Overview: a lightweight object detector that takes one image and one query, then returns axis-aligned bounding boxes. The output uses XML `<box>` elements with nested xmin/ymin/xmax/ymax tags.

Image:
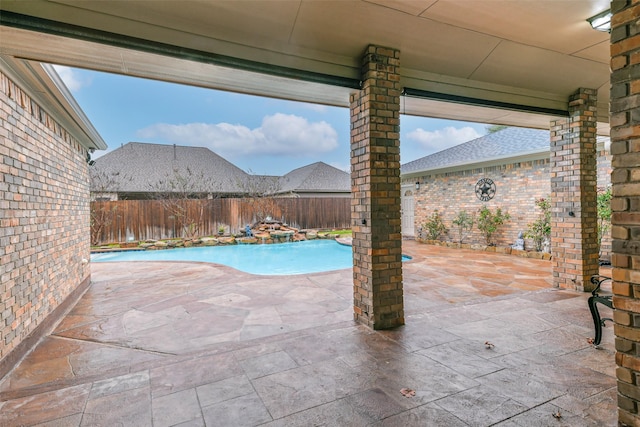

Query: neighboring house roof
<box><xmin>401</xmin><ymin>127</ymin><xmax>551</xmax><ymax>177</ymax></box>
<box><xmin>91</xmin><ymin>142</ymin><xmax>249</xmax><ymax>194</ymax></box>
<box><xmin>91</xmin><ymin>143</ymin><xmax>351</xmax><ymax>196</ymax></box>
<box><xmin>278</xmin><ymin>162</ymin><xmax>350</xmax><ymax>194</ymax></box>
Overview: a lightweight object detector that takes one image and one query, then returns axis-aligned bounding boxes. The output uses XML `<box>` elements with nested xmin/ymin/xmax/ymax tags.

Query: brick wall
<box><xmin>0</xmin><ymin>71</ymin><xmax>91</xmax><ymax>368</ymax></box>
<box><xmin>550</xmin><ymin>89</ymin><xmax>599</xmax><ymax>291</ymax></box>
<box><xmin>609</xmin><ymin>1</ymin><xmax>640</xmax><ymax>424</ymax></box>
<box><xmin>350</xmin><ymin>45</ymin><xmax>404</xmax><ymax>330</ymax></box>
<box><xmin>409</xmin><ymin>158</ymin><xmax>550</xmax><ymax>247</ymax></box>
<box><xmin>406</xmin><ymin>149</ymin><xmax>611</xmax><ymax>256</ymax></box>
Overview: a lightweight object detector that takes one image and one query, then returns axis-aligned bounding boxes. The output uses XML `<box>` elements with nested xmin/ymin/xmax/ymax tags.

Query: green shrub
<box><xmin>477</xmin><ymin>206</ymin><xmax>510</xmax><ymax>246</ymax></box>
<box><xmin>597</xmin><ymin>187</ymin><xmax>612</xmax><ymax>249</ymax></box>
<box><xmin>525</xmin><ymin>197</ymin><xmax>551</xmax><ymax>251</ymax></box>
<box><xmin>451</xmin><ymin>210</ymin><xmax>474</xmax><ymax>245</ymax></box>
<box><xmin>423</xmin><ymin>210</ymin><xmax>448</xmax><ymax>240</ymax></box>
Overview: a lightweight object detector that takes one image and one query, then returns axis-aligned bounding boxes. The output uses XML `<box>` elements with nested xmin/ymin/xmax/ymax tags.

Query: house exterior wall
<box><xmin>406</xmin><ymin>150</ymin><xmax>611</xmax><ymax>255</ymax></box>
<box><xmin>610</xmin><ymin>2</ymin><xmax>640</xmax><ymax>422</ymax></box>
<box><xmin>0</xmin><ymin>70</ymin><xmax>91</xmax><ymax>373</ymax></box>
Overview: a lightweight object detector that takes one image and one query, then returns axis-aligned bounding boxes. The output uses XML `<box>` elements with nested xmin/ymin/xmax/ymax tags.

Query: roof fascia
<box><xmin>0</xmin><ymin>55</ymin><xmax>107</xmax><ymax>150</ymax></box>
<box><xmin>402</xmin><ymin>149</ymin><xmax>549</xmax><ymax>179</ymax></box>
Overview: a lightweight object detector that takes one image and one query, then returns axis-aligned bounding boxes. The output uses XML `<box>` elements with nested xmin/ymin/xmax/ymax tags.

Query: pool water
<box><xmin>92</xmin><ymin>239</ymin><xmax>410</xmax><ymax>275</ymax></box>
<box><xmin>92</xmin><ymin>240</ymin><xmax>347</xmax><ymax>275</ymax></box>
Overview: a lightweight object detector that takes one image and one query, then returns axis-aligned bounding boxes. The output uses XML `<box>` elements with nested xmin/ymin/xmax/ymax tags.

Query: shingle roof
<box><xmin>401</xmin><ymin>127</ymin><xmax>550</xmax><ymax>175</ymax></box>
<box><xmin>91</xmin><ymin>142</ymin><xmax>249</xmax><ymax>194</ymax></box>
<box><xmin>278</xmin><ymin>162</ymin><xmax>350</xmax><ymax>193</ymax></box>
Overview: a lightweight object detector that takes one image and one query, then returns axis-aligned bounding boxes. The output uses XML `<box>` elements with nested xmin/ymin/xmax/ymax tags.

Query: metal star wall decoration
<box><xmin>475</xmin><ymin>178</ymin><xmax>496</xmax><ymax>201</ymax></box>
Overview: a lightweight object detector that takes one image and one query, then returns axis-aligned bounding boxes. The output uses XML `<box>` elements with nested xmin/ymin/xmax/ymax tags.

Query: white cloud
<box><xmin>136</xmin><ymin>113</ymin><xmax>338</xmax><ymax>158</ymax></box>
<box><xmin>329</xmin><ymin>161</ymin><xmax>350</xmax><ymax>173</ymax></box>
<box><xmin>406</xmin><ymin>126</ymin><xmax>480</xmax><ymax>154</ymax></box>
<box><xmin>52</xmin><ymin>65</ymin><xmax>91</xmax><ymax>92</ymax></box>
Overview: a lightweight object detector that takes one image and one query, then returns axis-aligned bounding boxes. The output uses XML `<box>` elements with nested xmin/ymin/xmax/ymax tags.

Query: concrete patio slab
<box><xmin>0</xmin><ymin>241</ymin><xmax>616</xmax><ymax>426</ymax></box>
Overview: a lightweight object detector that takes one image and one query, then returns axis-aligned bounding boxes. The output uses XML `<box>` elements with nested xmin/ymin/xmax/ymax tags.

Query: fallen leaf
<box><xmin>587</xmin><ymin>338</ymin><xmax>595</xmax><ymax>345</ymax></box>
<box><xmin>484</xmin><ymin>341</ymin><xmax>494</xmax><ymax>349</ymax></box>
<box><xmin>400</xmin><ymin>388</ymin><xmax>416</xmax><ymax>398</ymax></box>
<box><xmin>552</xmin><ymin>410</ymin><xmax>562</xmax><ymax>419</ymax></box>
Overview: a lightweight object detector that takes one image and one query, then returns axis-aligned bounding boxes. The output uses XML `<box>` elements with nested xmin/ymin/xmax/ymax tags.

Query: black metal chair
<box><xmin>588</xmin><ymin>275</ymin><xmax>613</xmax><ymax>346</ymax></box>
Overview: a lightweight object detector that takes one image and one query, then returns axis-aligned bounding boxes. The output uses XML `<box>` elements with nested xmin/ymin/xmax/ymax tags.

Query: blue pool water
<box><xmin>92</xmin><ymin>239</ymin><xmax>410</xmax><ymax>275</ymax></box>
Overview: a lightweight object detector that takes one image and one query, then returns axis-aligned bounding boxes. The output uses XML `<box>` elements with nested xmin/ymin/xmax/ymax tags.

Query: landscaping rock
<box><xmin>201</xmin><ymin>237</ymin><xmax>219</xmax><ymax>246</ymax></box>
<box><xmin>237</xmin><ymin>237</ymin><xmax>258</xmax><ymax>244</ymax></box>
<box><xmin>218</xmin><ymin>236</ymin><xmax>236</xmax><ymax>245</ymax></box>
<box><xmin>512</xmin><ymin>249</ymin><xmax>527</xmax><ymax>257</ymax></box>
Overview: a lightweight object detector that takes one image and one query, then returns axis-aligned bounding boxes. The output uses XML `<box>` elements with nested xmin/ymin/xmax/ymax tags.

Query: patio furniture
<box><xmin>588</xmin><ymin>275</ymin><xmax>613</xmax><ymax>346</ymax></box>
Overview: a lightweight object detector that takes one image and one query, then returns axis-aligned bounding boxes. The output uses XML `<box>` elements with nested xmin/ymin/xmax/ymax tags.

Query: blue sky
<box><xmin>55</xmin><ymin>65</ymin><xmax>489</xmax><ymax>176</ymax></box>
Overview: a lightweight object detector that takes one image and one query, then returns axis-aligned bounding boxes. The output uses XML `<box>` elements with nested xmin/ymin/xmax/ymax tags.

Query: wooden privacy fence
<box><xmin>91</xmin><ymin>197</ymin><xmax>351</xmax><ymax>244</ymax></box>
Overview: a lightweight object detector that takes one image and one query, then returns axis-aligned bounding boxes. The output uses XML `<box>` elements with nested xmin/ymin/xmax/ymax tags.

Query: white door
<box><xmin>401</xmin><ymin>189</ymin><xmax>415</xmax><ymax>237</ymax></box>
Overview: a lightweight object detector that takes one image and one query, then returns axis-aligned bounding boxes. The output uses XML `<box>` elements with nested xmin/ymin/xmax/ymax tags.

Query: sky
<box><xmin>55</xmin><ymin>65</ymin><xmax>490</xmax><ymax>176</ymax></box>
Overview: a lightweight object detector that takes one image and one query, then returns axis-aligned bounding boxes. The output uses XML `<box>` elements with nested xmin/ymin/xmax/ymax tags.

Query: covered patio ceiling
<box><xmin>0</xmin><ymin>0</ymin><xmax>611</xmax><ymax>134</ymax></box>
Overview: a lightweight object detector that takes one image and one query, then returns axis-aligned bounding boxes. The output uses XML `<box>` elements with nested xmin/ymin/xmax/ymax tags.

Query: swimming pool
<box><xmin>91</xmin><ymin>240</ymin><xmax>410</xmax><ymax>275</ymax></box>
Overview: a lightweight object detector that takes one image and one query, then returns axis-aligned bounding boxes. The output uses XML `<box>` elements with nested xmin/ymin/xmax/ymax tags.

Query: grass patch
<box><xmin>318</xmin><ymin>229</ymin><xmax>352</xmax><ymax>238</ymax></box>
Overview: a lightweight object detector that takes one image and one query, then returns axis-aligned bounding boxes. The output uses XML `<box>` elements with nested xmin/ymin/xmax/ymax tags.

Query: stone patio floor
<box><xmin>0</xmin><ymin>240</ymin><xmax>616</xmax><ymax>426</ymax></box>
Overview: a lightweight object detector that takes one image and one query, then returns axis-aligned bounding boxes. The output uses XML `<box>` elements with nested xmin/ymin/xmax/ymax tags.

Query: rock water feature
<box><xmin>95</xmin><ymin>220</ymin><xmax>332</xmax><ymax>252</ymax></box>
<box><xmin>238</xmin><ymin>220</ymin><xmax>303</xmax><ymax>245</ymax></box>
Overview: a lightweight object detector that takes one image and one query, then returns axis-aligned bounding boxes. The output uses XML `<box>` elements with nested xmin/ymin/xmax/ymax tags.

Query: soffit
<box><xmin>0</xmin><ymin>0</ymin><xmax>612</xmax><ymax>131</ymax></box>
<box><xmin>0</xmin><ymin>55</ymin><xmax>106</xmax><ymax>150</ymax></box>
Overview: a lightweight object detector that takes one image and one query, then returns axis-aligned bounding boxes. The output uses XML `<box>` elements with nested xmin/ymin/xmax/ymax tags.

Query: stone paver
<box><xmin>0</xmin><ymin>241</ymin><xmax>616</xmax><ymax>426</ymax></box>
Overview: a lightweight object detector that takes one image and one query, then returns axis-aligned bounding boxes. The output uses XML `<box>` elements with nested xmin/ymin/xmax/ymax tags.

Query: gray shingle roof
<box><xmin>91</xmin><ymin>142</ymin><xmax>249</xmax><ymax>194</ymax></box>
<box><xmin>278</xmin><ymin>162</ymin><xmax>350</xmax><ymax>193</ymax></box>
<box><xmin>401</xmin><ymin>127</ymin><xmax>550</xmax><ymax>175</ymax></box>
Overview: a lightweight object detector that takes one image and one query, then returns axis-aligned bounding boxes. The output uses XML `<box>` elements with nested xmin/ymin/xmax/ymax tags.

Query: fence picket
<box><xmin>91</xmin><ymin>197</ymin><xmax>350</xmax><ymax>244</ymax></box>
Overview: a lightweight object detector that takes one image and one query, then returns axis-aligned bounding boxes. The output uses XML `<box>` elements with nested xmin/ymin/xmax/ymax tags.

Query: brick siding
<box><xmin>610</xmin><ymin>1</ymin><xmax>640</xmax><ymax>424</ymax></box>
<box><xmin>409</xmin><ymin>158</ymin><xmax>550</xmax><ymax>248</ymax></box>
<box><xmin>0</xmin><ymin>71</ymin><xmax>90</xmax><ymax>363</ymax></box>
<box><xmin>406</xmin><ymin>149</ymin><xmax>611</xmax><ymax>257</ymax></box>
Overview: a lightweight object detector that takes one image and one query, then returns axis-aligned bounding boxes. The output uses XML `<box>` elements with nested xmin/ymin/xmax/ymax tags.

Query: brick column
<box><xmin>350</xmin><ymin>45</ymin><xmax>404</xmax><ymax>329</ymax></box>
<box><xmin>549</xmin><ymin>88</ymin><xmax>599</xmax><ymax>291</ymax></box>
<box><xmin>610</xmin><ymin>1</ymin><xmax>640</xmax><ymax>424</ymax></box>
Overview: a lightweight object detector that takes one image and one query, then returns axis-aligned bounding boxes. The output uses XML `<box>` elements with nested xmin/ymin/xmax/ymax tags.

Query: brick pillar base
<box><xmin>550</xmin><ymin>88</ymin><xmax>599</xmax><ymax>291</ymax></box>
<box><xmin>610</xmin><ymin>1</ymin><xmax>640</xmax><ymax>424</ymax></box>
<box><xmin>350</xmin><ymin>45</ymin><xmax>404</xmax><ymax>330</ymax></box>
